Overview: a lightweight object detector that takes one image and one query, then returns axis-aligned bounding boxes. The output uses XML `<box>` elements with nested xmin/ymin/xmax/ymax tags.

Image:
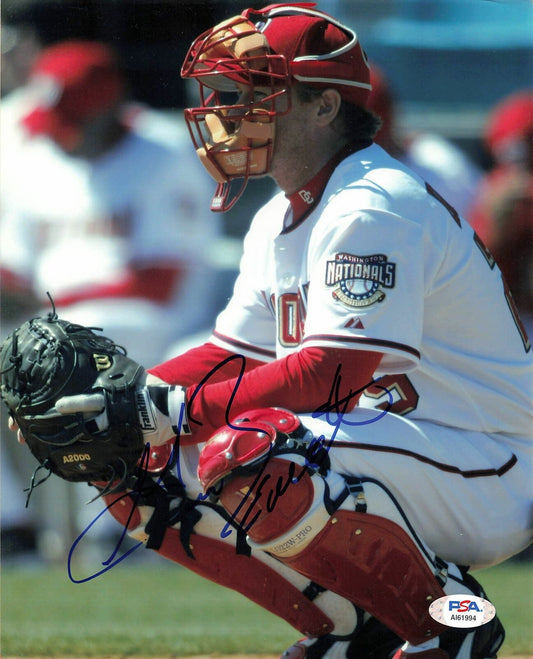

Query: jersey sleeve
<box><xmin>183</xmin><ymin>345</ymin><xmax>382</xmax><ymax>443</ymax></box>
<box><xmin>211</xmin><ymin>278</ymin><xmax>277</xmax><ymax>362</ymax></box>
<box><xmin>302</xmin><ymin>201</ymin><xmax>426</xmax><ymax>373</ymax></box>
<box><xmin>148</xmin><ymin>341</ymin><xmax>267</xmax><ymax>386</ymax></box>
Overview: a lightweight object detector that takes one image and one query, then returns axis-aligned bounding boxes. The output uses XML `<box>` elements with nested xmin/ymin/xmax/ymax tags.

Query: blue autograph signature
<box><xmin>67</xmin><ymin>357</ymin><xmax>392</xmax><ymax>582</ymax></box>
<box><xmin>216</xmin><ymin>362</ymin><xmax>392</xmax><ymax>540</ymax></box>
<box><xmin>67</xmin><ymin>435</ymin><xmax>181</xmax><ymax>583</ymax></box>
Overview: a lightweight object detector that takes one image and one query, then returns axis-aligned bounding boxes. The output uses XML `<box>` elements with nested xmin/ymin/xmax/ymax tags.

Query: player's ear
<box><xmin>315</xmin><ymin>89</ymin><xmax>342</xmax><ymax>127</ymax></box>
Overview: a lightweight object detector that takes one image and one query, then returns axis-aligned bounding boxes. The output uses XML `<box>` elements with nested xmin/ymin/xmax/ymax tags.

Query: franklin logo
<box><xmin>136</xmin><ymin>390</ymin><xmax>156</xmax><ymax>432</ymax></box>
<box><xmin>325</xmin><ymin>252</ymin><xmax>396</xmax><ymax>308</ymax></box>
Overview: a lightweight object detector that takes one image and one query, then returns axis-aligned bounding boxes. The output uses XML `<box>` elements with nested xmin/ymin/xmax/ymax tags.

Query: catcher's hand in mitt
<box><xmin>0</xmin><ymin>312</ymin><xmax>183</xmax><ymax>497</ymax></box>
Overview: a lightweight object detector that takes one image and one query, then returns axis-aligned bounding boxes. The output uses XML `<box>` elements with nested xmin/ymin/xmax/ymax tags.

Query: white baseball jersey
<box><xmin>0</xmin><ymin>103</ymin><xmax>223</xmax><ymax>542</ymax></box>
<box><xmin>401</xmin><ymin>132</ymin><xmax>482</xmax><ymax>218</ymax></box>
<box><xmin>212</xmin><ymin>143</ymin><xmax>533</xmax><ymax>439</ymax></box>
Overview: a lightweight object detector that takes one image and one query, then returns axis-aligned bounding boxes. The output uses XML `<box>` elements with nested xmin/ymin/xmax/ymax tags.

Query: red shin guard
<box><xmin>158</xmin><ymin>527</ymin><xmax>334</xmax><ymax>638</ymax></box>
<box><xmin>280</xmin><ymin>509</ymin><xmax>447</xmax><ymax>646</ymax></box>
<box><xmin>102</xmin><ymin>488</ymin><xmax>334</xmax><ymax>638</ymax></box>
<box><xmin>200</xmin><ymin>448</ymin><xmax>448</xmax><ymax>646</ymax></box>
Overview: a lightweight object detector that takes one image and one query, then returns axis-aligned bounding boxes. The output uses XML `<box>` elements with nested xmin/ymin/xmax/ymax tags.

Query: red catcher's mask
<box><xmin>181</xmin><ymin>3</ymin><xmax>371</xmax><ymax>212</ymax></box>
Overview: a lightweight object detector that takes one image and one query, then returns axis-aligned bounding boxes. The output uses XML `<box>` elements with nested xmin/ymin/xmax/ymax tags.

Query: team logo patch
<box><xmin>325</xmin><ymin>253</ymin><xmax>396</xmax><ymax>308</ymax></box>
<box><xmin>298</xmin><ymin>189</ymin><xmax>314</xmax><ymax>205</ymax></box>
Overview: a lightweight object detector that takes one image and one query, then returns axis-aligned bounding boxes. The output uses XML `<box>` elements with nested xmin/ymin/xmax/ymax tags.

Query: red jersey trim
<box><xmin>0</xmin><ymin>267</ymin><xmax>31</xmax><ymax>293</ymax></box>
<box><xmin>330</xmin><ymin>442</ymin><xmax>518</xmax><ymax>479</ymax></box>
<box><xmin>212</xmin><ymin>330</ymin><xmax>277</xmax><ymax>360</ymax></box>
<box><xmin>282</xmin><ymin>140</ymin><xmax>372</xmax><ymax>232</ymax></box>
<box><xmin>302</xmin><ymin>334</ymin><xmax>421</xmax><ymax>360</ymax></box>
<box><xmin>52</xmin><ymin>264</ymin><xmax>184</xmax><ymax>307</ymax></box>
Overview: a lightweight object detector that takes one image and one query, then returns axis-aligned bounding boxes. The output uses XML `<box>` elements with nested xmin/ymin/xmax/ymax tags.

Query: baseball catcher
<box><xmin>0</xmin><ymin>310</ymin><xmax>403</xmax><ymax>656</ymax></box>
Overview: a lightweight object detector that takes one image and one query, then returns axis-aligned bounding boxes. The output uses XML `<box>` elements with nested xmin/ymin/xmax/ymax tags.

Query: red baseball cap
<box><xmin>21</xmin><ymin>40</ymin><xmax>124</xmax><ymax>147</ymax></box>
<box><xmin>485</xmin><ymin>90</ymin><xmax>533</xmax><ymax>160</ymax></box>
<box><xmin>245</xmin><ymin>3</ymin><xmax>371</xmax><ymax>107</ymax></box>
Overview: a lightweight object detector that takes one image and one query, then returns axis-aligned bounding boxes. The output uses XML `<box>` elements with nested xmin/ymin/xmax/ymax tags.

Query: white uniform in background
<box><xmin>1</xmin><ymin>109</ymin><xmax>221</xmax><ymax>367</ymax></box>
<box><xmin>401</xmin><ymin>132</ymin><xmax>482</xmax><ymax>220</ymax></box>
<box><xmin>0</xmin><ymin>102</ymin><xmax>221</xmax><ymax>557</ymax></box>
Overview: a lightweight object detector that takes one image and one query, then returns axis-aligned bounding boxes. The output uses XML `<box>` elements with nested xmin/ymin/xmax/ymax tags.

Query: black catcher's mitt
<box><xmin>0</xmin><ymin>312</ymin><xmax>146</xmax><ymax>492</ymax></box>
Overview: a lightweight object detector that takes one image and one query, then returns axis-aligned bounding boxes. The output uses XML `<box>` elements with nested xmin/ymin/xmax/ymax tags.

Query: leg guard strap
<box><xmin>157</xmin><ymin>527</ymin><xmax>335</xmax><ymax>638</ymax></box>
<box><xmin>102</xmin><ymin>487</ymin><xmax>335</xmax><ymax>638</ymax></box>
<box><xmin>208</xmin><ymin>449</ymin><xmax>448</xmax><ymax>645</ymax></box>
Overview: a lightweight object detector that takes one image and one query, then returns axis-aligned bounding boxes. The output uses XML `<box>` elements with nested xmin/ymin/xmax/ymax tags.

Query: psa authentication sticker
<box><xmin>428</xmin><ymin>595</ymin><xmax>496</xmax><ymax>628</ymax></box>
<box><xmin>325</xmin><ymin>252</ymin><xmax>396</xmax><ymax>308</ymax></box>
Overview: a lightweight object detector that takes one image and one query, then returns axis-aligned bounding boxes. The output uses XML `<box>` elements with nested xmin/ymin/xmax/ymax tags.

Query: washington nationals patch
<box><xmin>325</xmin><ymin>252</ymin><xmax>396</xmax><ymax>308</ymax></box>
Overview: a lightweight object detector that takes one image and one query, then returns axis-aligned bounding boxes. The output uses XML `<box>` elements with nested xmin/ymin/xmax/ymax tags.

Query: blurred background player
<box><xmin>0</xmin><ymin>39</ymin><xmax>221</xmax><ymax>562</ymax></box>
<box><xmin>467</xmin><ymin>89</ymin><xmax>533</xmax><ymax>338</ymax></box>
<box><xmin>1</xmin><ymin>39</ymin><xmax>220</xmax><ymax>358</ymax></box>
<box><xmin>367</xmin><ymin>63</ymin><xmax>482</xmax><ymax>219</ymax></box>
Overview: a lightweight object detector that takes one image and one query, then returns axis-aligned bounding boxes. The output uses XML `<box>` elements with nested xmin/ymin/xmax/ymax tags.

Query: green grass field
<box><xmin>1</xmin><ymin>557</ymin><xmax>532</xmax><ymax>657</ymax></box>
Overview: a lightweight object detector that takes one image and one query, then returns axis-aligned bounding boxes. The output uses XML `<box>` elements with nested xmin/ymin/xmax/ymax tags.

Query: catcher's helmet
<box><xmin>181</xmin><ymin>3</ymin><xmax>371</xmax><ymax>212</ymax></box>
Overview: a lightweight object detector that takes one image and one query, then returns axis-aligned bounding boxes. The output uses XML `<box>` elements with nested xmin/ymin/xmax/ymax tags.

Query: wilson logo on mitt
<box><xmin>93</xmin><ymin>353</ymin><xmax>112</xmax><ymax>371</ymax></box>
<box><xmin>0</xmin><ymin>311</ymin><xmax>146</xmax><ymax>500</ymax></box>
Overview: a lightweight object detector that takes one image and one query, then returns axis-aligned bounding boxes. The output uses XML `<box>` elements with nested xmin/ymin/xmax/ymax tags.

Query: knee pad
<box><xmin>198</xmin><ymin>410</ymin><xmax>450</xmax><ymax>646</ymax></box>
<box><xmin>198</xmin><ymin>407</ymin><xmax>341</xmax><ymax>554</ymax></box>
